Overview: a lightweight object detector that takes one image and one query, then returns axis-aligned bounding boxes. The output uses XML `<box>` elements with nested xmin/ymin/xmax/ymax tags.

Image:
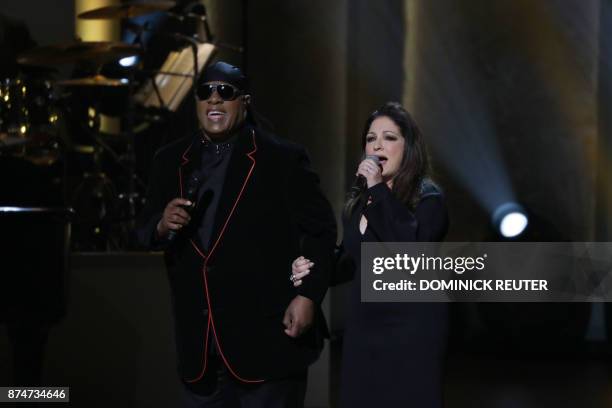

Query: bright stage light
<box><xmin>500</xmin><ymin>212</ymin><xmax>528</xmax><ymax>238</ymax></box>
<box><xmin>493</xmin><ymin>202</ymin><xmax>529</xmax><ymax>238</ymax></box>
<box><xmin>119</xmin><ymin>56</ymin><xmax>138</xmax><ymax>67</ymax></box>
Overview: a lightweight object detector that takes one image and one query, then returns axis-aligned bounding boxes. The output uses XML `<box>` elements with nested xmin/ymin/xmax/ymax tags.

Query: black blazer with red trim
<box><xmin>135</xmin><ymin>126</ymin><xmax>337</xmax><ymax>383</ymax></box>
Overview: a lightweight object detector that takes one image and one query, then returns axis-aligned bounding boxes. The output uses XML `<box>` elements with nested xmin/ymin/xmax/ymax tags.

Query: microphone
<box><xmin>348</xmin><ymin>155</ymin><xmax>380</xmax><ymax>200</ymax></box>
<box><xmin>168</xmin><ymin>171</ymin><xmax>201</xmax><ymax>242</ymax></box>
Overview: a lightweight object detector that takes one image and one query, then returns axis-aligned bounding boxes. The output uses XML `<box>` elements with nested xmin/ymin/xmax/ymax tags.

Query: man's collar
<box><xmin>199</xmin><ymin>125</ymin><xmax>253</xmax><ymax>155</ymax></box>
<box><xmin>200</xmin><ymin>137</ymin><xmax>232</xmax><ymax>155</ymax></box>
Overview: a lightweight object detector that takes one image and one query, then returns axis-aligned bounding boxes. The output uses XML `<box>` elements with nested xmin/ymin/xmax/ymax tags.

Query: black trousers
<box><xmin>182</xmin><ymin>345</ymin><xmax>307</xmax><ymax>408</ymax></box>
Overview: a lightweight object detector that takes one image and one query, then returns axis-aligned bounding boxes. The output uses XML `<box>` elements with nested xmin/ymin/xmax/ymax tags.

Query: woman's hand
<box><xmin>290</xmin><ymin>256</ymin><xmax>314</xmax><ymax>287</ymax></box>
<box><xmin>357</xmin><ymin>157</ymin><xmax>382</xmax><ymax>188</ymax></box>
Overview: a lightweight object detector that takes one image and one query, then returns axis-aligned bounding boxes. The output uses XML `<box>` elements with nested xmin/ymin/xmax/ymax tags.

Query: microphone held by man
<box><xmin>157</xmin><ymin>171</ymin><xmax>202</xmax><ymax>242</ymax></box>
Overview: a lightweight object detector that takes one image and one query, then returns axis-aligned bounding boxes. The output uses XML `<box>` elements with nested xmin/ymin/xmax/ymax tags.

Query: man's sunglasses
<box><xmin>196</xmin><ymin>83</ymin><xmax>244</xmax><ymax>101</ymax></box>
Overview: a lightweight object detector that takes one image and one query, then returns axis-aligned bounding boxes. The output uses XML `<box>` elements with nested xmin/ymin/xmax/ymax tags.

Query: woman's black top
<box><xmin>338</xmin><ymin>180</ymin><xmax>449</xmax><ymax>408</ymax></box>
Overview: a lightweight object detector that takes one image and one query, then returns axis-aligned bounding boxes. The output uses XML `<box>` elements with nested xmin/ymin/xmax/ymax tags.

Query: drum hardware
<box><xmin>67</xmin><ymin>103</ymin><xmax>137</xmax><ymax>250</ymax></box>
<box><xmin>119</xmin><ymin>18</ymin><xmax>216</xmax><ymax>112</ymax></box>
<box><xmin>144</xmin><ymin>70</ymin><xmax>193</xmax><ymax>78</ymax></box>
<box><xmin>136</xmin><ymin>41</ymin><xmax>216</xmax><ymax>111</ymax></box>
<box><xmin>62</xmin><ymin>75</ymin><xmax>145</xmax><ymax>247</ymax></box>
<box><xmin>0</xmin><ymin>77</ymin><xmax>63</xmax><ymax>165</ymax></box>
<box><xmin>165</xmin><ymin>10</ymin><xmax>243</xmax><ymax>55</ymax></box>
<box><xmin>17</xmin><ymin>42</ymin><xmax>142</xmax><ymax>67</ymax></box>
<box><xmin>14</xmin><ymin>39</ymin><xmax>142</xmax><ymax>249</ymax></box>
<box><xmin>56</xmin><ymin>75</ymin><xmax>130</xmax><ymax>87</ymax></box>
<box><xmin>70</xmin><ymin>171</ymin><xmax>118</xmax><ymax>251</ymax></box>
<box><xmin>0</xmin><ymin>135</ymin><xmax>29</xmax><ymax>149</ymax></box>
<box><xmin>90</xmin><ymin>131</ymin><xmax>146</xmax><ymax>191</ymax></box>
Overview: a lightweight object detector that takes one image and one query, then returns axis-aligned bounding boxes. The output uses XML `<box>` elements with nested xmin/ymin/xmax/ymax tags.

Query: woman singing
<box><xmin>292</xmin><ymin>102</ymin><xmax>449</xmax><ymax>407</ymax></box>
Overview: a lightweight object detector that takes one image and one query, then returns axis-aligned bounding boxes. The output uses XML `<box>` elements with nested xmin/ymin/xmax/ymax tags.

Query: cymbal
<box><xmin>72</xmin><ymin>145</ymin><xmax>96</xmax><ymax>154</ymax></box>
<box><xmin>56</xmin><ymin>75</ymin><xmax>129</xmax><ymax>87</ymax></box>
<box><xmin>0</xmin><ymin>134</ymin><xmax>29</xmax><ymax>149</ymax></box>
<box><xmin>78</xmin><ymin>1</ymin><xmax>176</xmax><ymax>19</ymax></box>
<box><xmin>18</xmin><ymin>42</ymin><xmax>141</xmax><ymax>66</ymax></box>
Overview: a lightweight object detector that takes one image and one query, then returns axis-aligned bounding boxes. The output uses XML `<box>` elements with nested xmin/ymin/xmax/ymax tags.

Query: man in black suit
<box><xmin>136</xmin><ymin>61</ymin><xmax>336</xmax><ymax>407</ymax></box>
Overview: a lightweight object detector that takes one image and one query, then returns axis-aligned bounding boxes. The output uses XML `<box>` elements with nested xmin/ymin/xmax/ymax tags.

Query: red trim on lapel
<box><xmin>178</xmin><ymin>141</ymin><xmax>195</xmax><ymax>198</ymax></box>
<box><xmin>190</xmin><ymin>239</ymin><xmax>207</xmax><ymax>258</ymax></box>
<box><xmin>178</xmin><ymin>167</ymin><xmax>184</xmax><ymax>198</ymax></box>
<box><xmin>186</xmin><ymin>131</ymin><xmax>264</xmax><ymax>384</ymax></box>
<box><xmin>207</xmin><ymin>130</ymin><xmax>257</xmax><ymax>259</ymax></box>
<box><xmin>204</xmin><ymin>263</ymin><xmax>264</xmax><ymax>383</ymax></box>
<box><xmin>185</xmin><ymin>311</ymin><xmax>211</xmax><ymax>384</ymax></box>
<box><xmin>185</xmin><ymin>262</ymin><xmax>211</xmax><ymax>384</ymax></box>
<box><xmin>181</xmin><ymin>142</ymin><xmax>192</xmax><ymax>165</ymax></box>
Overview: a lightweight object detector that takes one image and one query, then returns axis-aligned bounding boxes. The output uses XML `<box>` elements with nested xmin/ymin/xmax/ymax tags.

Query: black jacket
<box><xmin>339</xmin><ymin>181</ymin><xmax>449</xmax><ymax>408</ymax></box>
<box><xmin>136</xmin><ymin>126</ymin><xmax>337</xmax><ymax>383</ymax></box>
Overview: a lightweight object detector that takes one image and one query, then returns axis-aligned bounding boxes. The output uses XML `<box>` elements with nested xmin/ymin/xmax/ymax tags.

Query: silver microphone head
<box><xmin>365</xmin><ymin>155</ymin><xmax>380</xmax><ymax>164</ymax></box>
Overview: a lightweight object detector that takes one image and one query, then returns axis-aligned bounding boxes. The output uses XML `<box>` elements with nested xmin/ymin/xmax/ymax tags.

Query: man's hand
<box><xmin>156</xmin><ymin>198</ymin><xmax>193</xmax><ymax>238</ymax></box>
<box><xmin>283</xmin><ymin>295</ymin><xmax>315</xmax><ymax>338</ymax></box>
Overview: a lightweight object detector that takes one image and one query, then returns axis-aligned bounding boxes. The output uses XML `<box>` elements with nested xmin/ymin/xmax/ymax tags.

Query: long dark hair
<box><xmin>344</xmin><ymin>102</ymin><xmax>431</xmax><ymax>218</ymax></box>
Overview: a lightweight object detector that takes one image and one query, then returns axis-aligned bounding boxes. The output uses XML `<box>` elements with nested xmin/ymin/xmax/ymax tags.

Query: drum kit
<box><xmin>0</xmin><ymin>1</ymin><xmax>221</xmax><ymax>250</ymax></box>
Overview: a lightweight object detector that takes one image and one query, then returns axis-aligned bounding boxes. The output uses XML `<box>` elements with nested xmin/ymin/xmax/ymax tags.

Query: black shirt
<box><xmin>194</xmin><ymin>129</ymin><xmax>239</xmax><ymax>250</ymax></box>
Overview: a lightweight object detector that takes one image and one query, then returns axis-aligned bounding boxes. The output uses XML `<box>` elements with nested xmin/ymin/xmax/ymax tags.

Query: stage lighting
<box><xmin>493</xmin><ymin>202</ymin><xmax>528</xmax><ymax>238</ymax></box>
<box><xmin>119</xmin><ymin>56</ymin><xmax>138</xmax><ymax>67</ymax></box>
